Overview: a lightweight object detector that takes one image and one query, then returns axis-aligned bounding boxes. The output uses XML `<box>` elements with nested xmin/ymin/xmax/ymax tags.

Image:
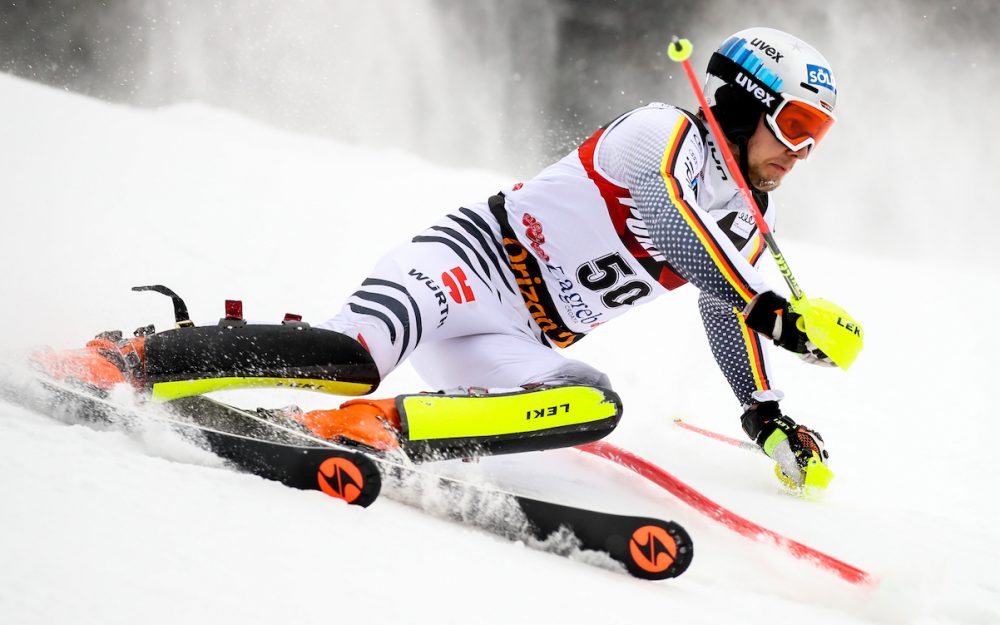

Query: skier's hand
<box><xmin>740</xmin><ymin>401</ymin><xmax>832</xmax><ymax>490</ymax></box>
<box><xmin>743</xmin><ymin>291</ymin><xmax>835</xmax><ymax>367</ymax></box>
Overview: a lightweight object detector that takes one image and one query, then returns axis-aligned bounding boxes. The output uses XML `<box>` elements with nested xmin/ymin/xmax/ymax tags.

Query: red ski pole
<box><xmin>577</xmin><ymin>440</ymin><xmax>877</xmax><ymax>586</ymax></box>
<box><xmin>672</xmin><ymin>417</ymin><xmax>760</xmax><ymax>452</ymax></box>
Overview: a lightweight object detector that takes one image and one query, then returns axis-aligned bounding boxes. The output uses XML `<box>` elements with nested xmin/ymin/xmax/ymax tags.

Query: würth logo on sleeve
<box><xmin>442</xmin><ymin>267</ymin><xmax>475</xmax><ymax>304</ymax></box>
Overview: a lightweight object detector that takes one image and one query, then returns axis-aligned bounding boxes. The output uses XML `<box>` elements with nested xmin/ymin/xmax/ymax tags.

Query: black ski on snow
<box><xmin>184</xmin><ymin>394</ymin><xmax>693</xmax><ymax>580</ymax></box>
<box><xmin>169</xmin><ymin>395</ymin><xmax>383</xmax><ymax>507</ymax></box>
<box><xmin>0</xmin><ymin>370</ymin><xmax>692</xmax><ymax>580</ymax></box>
<box><xmin>514</xmin><ymin>496</ymin><xmax>692</xmax><ymax>579</ymax></box>
<box><xmin>0</xmin><ymin>373</ymin><xmax>383</xmax><ymax>507</ymax></box>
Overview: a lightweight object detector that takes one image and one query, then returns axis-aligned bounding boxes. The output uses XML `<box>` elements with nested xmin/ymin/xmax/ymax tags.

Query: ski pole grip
<box><xmin>668</xmin><ymin>38</ymin><xmax>693</xmax><ymax>62</ymax></box>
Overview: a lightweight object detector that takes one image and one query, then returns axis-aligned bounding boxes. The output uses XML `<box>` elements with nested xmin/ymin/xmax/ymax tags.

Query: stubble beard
<box><xmin>749</xmin><ymin>166</ymin><xmax>780</xmax><ymax>192</ymax></box>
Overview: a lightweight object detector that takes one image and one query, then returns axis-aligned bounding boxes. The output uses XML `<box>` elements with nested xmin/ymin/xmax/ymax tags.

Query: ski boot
<box><xmin>30</xmin><ymin>328</ymin><xmax>151</xmax><ymax>392</ymax></box>
<box><xmin>741</xmin><ymin>401</ymin><xmax>833</xmax><ymax>493</ymax></box>
<box><xmin>284</xmin><ymin>398</ymin><xmax>401</xmax><ymax>452</ymax></box>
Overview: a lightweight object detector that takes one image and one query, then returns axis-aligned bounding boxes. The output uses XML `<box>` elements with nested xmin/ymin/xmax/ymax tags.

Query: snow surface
<box><xmin>1</xmin><ymin>74</ymin><xmax>998</xmax><ymax>625</ymax></box>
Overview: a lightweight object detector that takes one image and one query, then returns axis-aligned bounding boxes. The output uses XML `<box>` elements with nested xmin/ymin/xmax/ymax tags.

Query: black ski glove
<box><xmin>741</xmin><ymin>400</ymin><xmax>798</xmax><ymax>448</ymax></box>
<box><xmin>743</xmin><ymin>291</ymin><xmax>834</xmax><ymax>366</ymax></box>
<box><xmin>740</xmin><ymin>401</ymin><xmax>830</xmax><ymax>484</ymax></box>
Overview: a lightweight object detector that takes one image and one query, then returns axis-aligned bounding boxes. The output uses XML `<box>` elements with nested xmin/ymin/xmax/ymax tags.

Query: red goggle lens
<box><xmin>773</xmin><ymin>100</ymin><xmax>835</xmax><ymax>149</ymax></box>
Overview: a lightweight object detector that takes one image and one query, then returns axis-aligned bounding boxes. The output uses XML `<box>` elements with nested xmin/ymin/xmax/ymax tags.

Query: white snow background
<box><xmin>0</xmin><ymin>72</ymin><xmax>998</xmax><ymax>624</ymax></box>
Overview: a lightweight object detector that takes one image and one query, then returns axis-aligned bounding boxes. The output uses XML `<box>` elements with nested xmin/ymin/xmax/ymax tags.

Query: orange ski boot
<box><xmin>31</xmin><ymin>330</ymin><xmax>148</xmax><ymax>392</ymax></box>
<box><xmin>296</xmin><ymin>398</ymin><xmax>401</xmax><ymax>452</ymax></box>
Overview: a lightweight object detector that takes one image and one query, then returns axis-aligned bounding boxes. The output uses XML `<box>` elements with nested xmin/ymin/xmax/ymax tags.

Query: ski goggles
<box><xmin>764</xmin><ymin>95</ymin><xmax>836</xmax><ymax>153</ymax></box>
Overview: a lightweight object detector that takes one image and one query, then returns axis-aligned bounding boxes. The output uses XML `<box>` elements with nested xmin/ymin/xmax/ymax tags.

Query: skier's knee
<box><xmin>525</xmin><ymin>359</ymin><xmax>612</xmax><ymax>390</ymax></box>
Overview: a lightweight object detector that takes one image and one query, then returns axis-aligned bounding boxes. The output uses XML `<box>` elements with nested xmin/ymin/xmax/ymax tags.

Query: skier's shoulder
<box><xmin>607</xmin><ymin>102</ymin><xmax>705</xmax><ymax>140</ymax></box>
<box><xmin>600</xmin><ymin>103</ymin><xmax>707</xmax><ymax>175</ymax></box>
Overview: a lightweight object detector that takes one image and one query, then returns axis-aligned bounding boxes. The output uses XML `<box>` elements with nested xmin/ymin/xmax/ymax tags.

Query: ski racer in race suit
<box><xmin>306</xmin><ymin>27</ymin><xmax>841</xmax><ymax>486</ymax></box>
<box><xmin>34</xmin><ymin>28</ymin><xmax>840</xmax><ymax>488</ymax></box>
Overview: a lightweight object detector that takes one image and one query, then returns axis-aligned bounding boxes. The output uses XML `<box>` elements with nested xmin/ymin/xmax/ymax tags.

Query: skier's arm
<box><xmin>698</xmin><ymin>289</ymin><xmax>783</xmax><ymax>407</ymax></box>
<box><xmin>598</xmin><ymin>106</ymin><xmax>770</xmax><ymax>309</ymax></box>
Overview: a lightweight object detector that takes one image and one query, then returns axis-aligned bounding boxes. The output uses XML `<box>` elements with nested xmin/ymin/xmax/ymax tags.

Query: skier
<box><xmin>34</xmin><ymin>27</ymin><xmax>842</xmax><ymax>488</ymax></box>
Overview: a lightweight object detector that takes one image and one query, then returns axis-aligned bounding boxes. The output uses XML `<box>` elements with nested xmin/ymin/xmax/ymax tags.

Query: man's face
<box><xmin>744</xmin><ymin>115</ymin><xmax>808</xmax><ymax>192</ymax></box>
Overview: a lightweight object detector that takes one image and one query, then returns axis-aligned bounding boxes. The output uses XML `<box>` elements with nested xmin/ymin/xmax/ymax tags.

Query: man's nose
<box><xmin>788</xmin><ymin>145</ymin><xmax>810</xmax><ymax>160</ymax></box>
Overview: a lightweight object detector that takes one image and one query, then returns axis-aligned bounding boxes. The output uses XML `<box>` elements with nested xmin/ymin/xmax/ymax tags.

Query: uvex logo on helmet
<box><xmin>734</xmin><ymin>72</ymin><xmax>776</xmax><ymax>107</ymax></box>
<box><xmin>749</xmin><ymin>38</ymin><xmax>784</xmax><ymax>62</ymax></box>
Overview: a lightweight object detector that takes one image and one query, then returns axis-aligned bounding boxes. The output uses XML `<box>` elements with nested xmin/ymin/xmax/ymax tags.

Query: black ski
<box><xmin>176</xmin><ymin>394</ymin><xmax>693</xmax><ymax>579</ymax></box>
<box><xmin>515</xmin><ymin>496</ymin><xmax>692</xmax><ymax>579</ymax></box>
<box><xmin>0</xmin><ymin>371</ymin><xmax>383</xmax><ymax>507</ymax></box>
<box><xmin>197</xmin><ymin>426</ymin><xmax>382</xmax><ymax>507</ymax></box>
<box><xmin>0</xmin><ymin>368</ymin><xmax>692</xmax><ymax>579</ymax></box>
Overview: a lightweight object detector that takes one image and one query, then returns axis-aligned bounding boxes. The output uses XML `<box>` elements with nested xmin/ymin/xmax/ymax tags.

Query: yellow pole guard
<box><xmin>790</xmin><ymin>297</ymin><xmax>864</xmax><ymax>370</ymax></box>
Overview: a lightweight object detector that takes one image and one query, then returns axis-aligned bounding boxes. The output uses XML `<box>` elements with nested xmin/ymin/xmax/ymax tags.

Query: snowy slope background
<box><xmin>1</xmin><ymin>72</ymin><xmax>998</xmax><ymax>625</ymax></box>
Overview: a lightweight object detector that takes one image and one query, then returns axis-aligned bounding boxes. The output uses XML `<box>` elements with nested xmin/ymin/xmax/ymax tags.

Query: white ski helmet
<box><xmin>703</xmin><ymin>27</ymin><xmax>837</xmax><ymax>152</ymax></box>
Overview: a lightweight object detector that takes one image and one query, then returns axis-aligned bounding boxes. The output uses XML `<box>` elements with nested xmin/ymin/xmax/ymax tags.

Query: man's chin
<box><xmin>750</xmin><ymin>176</ymin><xmax>780</xmax><ymax>192</ymax></box>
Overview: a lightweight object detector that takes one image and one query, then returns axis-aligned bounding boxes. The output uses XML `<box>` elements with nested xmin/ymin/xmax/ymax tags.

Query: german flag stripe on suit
<box><xmin>748</xmin><ymin>233</ymin><xmax>766</xmax><ymax>266</ymax></box>
<box><xmin>736</xmin><ymin>306</ymin><xmax>770</xmax><ymax>392</ymax></box>
<box><xmin>658</xmin><ymin>116</ymin><xmax>757</xmax><ymax>304</ymax></box>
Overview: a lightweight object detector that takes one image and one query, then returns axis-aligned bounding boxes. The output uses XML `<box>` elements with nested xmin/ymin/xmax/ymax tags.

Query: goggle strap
<box><xmin>707</xmin><ymin>53</ymin><xmax>783</xmax><ymax>115</ymax></box>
